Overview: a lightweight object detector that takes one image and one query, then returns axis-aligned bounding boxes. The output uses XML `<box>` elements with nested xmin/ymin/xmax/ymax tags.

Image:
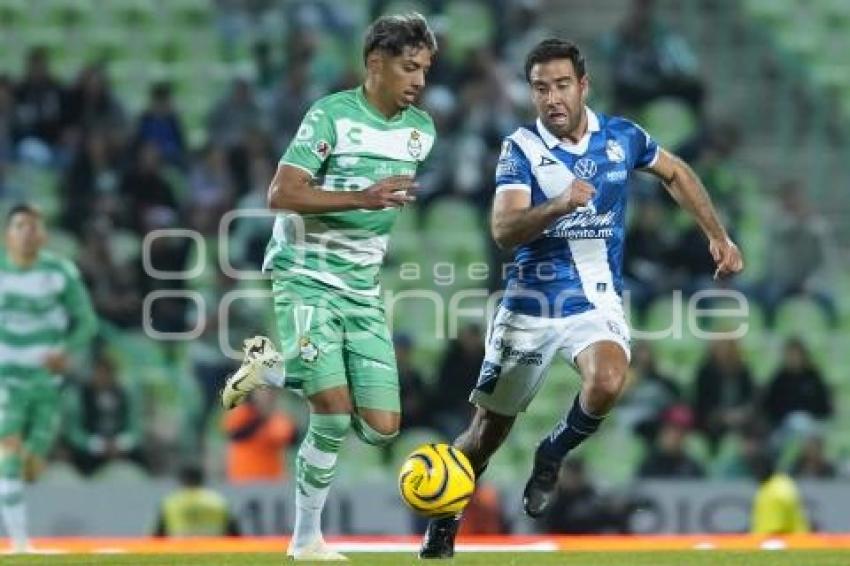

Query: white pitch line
<box><xmin>332</xmin><ymin>542</ymin><xmax>559</xmax><ymax>553</ymax></box>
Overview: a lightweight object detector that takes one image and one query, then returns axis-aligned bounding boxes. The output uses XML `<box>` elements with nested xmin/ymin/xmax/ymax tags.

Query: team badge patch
<box><xmin>313</xmin><ymin>140</ymin><xmax>331</xmax><ymax>159</ymax></box>
<box><xmin>605</xmin><ymin>139</ymin><xmax>625</xmax><ymax>163</ymax></box>
<box><xmin>299</xmin><ymin>337</ymin><xmax>319</xmax><ymax>363</ymax></box>
<box><xmin>407</xmin><ymin>130</ymin><xmax>422</xmax><ymax>159</ymax></box>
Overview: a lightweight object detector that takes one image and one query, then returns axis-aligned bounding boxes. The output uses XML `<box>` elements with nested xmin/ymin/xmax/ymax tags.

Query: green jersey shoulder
<box><xmin>281</xmin><ymin>87</ymin><xmax>436</xmax><ymax>181</ymax></box>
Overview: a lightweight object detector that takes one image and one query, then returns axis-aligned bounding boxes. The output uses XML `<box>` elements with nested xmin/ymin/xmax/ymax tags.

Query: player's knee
<box><xmin>352</xmin><ymin>414</ymin><xmax>398</xmax><ymax>446</ymax></box>
<box><xmin>588</xmin><ymin>367</ymin><xmax>626</xmax><ymax>401</ymax></box>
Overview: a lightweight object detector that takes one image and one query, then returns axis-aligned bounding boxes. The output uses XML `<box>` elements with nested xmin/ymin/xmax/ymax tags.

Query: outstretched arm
<box><xmin>267</xmin><ymin>165</ymin><xmax>416</xmax><ymax>213</ymax></box>
<box><xmin>645</xmin><ymin>148</ymin><xmax>744</xmax><ymax>279</ymax></box>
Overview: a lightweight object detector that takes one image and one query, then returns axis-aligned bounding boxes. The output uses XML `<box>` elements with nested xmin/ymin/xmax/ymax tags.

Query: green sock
<box><xmin>292</xmin><ymin>413</ymin><xmax>350</xmax><ymax>546</ymax></box>
<box><xmin>0</xmin><ymin>453</ymin><xmax>27</xmax><ymax>549</ymax></box>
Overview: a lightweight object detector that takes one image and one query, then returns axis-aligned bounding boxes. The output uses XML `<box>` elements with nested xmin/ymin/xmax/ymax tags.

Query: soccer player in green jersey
<box><xmin>0</xmin><ymin>204</ymin><xmax>97</xmax><ymax>553</ymax></box>
<box><xmin>220</xmin><ymin>13</ymin><xmax>437</xmax><ymax>561</ymax></box>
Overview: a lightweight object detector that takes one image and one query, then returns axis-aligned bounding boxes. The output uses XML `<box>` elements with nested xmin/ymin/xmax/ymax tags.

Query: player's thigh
<box><xmin>342</xmin><ymin>302</ymin><xmax>400</xmax><ymax>416</ymax></box>
<box><xmin>560</xmin><ymin>309</ymin><xmax>631</xmax><ymax>366</ymax></box>
<box><xmin>0</xmin><ymin>380</ymin><xmax>28</xmax><ymax>449</ymax></box>
<box><xmin>272</xmin><ymin>278</ymin><xmax>348</xmax><ymax>398</ymax></box>
<box><xmin>24</xmin><ymin>381</ymin><xmax>62</xmax><ymax>458</ymax></box>
<box><xmin>560</xmin><ymin>308</ymin><xmax>631</xmax><ymax>384</ymax></box>
<box><xmin>469</xmin><ymin>307</ymin><xmax>562</xmax><ymax>416</ymax></box>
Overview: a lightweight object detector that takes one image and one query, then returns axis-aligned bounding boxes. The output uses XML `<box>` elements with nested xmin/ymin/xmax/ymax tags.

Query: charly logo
<box><xmin>605</xmin><ymin>139</ymin><xmax>625</xmax><ymax>163</ymax></box>
<box><xmin>407</xmin><ymin>129</ymin><xmax>422</xmax><ymax>158</ymax></box>
<box><xmin>299</xmin><ymin>337</ymin><xmax>318</xmax><ymax>363</ymax></box>
<box><xmin>573</xmin><ymin>157</ymin><xmax>597</xmax><ymax>179</ymax></box>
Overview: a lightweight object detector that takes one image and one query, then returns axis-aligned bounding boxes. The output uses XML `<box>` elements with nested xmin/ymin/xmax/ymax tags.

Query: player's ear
<box><xmin>365</xmin><ymin>50</ymin><xmax>384</xmax><ymax>75</ymax></box>
<box><xmin>579</xmin><ymin>73</ymin><xmax>590</xmax><ymax>102</ymax></box>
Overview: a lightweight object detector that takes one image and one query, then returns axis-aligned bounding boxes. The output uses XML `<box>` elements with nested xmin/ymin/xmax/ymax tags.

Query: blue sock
<box><xmin>537</xmin><ymin>394</ymin><xmax>605</xmax><ymax>462</ymax></box>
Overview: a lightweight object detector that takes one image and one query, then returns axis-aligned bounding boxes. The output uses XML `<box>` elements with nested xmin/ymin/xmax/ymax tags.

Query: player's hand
<box><xmin>359</xmin><ymin>175</ymin><xmax>417</xmax><ymax>209</ymax></box>
<box><xmin>44</xmin><ymin>351</ymin><xmax>70</xmax><ymax>374</ymax></box>
<box><xmin>709</xmin><ymin>236</ymin><xmax>744</xmax><ymax>280</ymax></box>
<box><xmin>555</xmin><ymin>179</ymin><xmax>595</xmax><ymax>214</ymax></box>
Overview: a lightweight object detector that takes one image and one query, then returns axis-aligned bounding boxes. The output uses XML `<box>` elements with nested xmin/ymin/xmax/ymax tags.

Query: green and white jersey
<box><xmin>0</xmin><ymin>249</ymin><xmax>97</xmax><ymax>382</ymax></box>
<box><xmin>264</xmin><ymin>86</ymin><xmax>436</xmax><ymax>296</ymax></box>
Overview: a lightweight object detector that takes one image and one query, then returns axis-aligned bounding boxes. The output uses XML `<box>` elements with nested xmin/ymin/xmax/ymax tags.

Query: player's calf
<box><xmin>454</xmin><ymin>407</ymin><xmax>515</xmax><ymax>474</ymax></box>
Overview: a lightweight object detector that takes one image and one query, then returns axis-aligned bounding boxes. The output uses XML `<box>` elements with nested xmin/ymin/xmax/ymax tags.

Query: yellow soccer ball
<box><xmin>398</xmin><ymin>443</ymin><xmax>476</xmax><ymax>518</ymax></box>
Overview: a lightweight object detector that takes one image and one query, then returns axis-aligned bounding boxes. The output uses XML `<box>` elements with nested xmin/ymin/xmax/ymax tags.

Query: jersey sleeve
<box><xmin>627</xmin><ymin>120</ymin><xmax>660</xmax><ymax>169</ymax></box>
<box><xmin>279</xmin><ymin>102</ymin><xmax>337</xmax><ymax>177</ymax></box>
<box><xmin>494</xmin><ymin>138</ymin><xmax>533</xmax><ymax>194</ymax></box>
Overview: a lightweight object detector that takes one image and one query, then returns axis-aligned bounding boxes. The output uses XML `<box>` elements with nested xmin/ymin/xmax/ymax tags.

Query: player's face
<box><xmin>529</xmin><ymin>58</ymin><xmax>588</xmax><ymax>138</ymax></box>
<box><xmin>376</xmin><ymin>46</ymin><xmax>432</xmax><ymax>108</ymax></box>
<box><xmin>5</xmin><ymin>212</ymin><xmax>46</xmax><ymax>258</ymax></box>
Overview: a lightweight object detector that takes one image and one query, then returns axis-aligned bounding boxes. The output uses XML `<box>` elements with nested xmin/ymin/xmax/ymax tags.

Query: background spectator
<box><xmin>762</xmin><ymin>337</ymin><xmax>833</xmax><ymax>428</ymax></box>
<box><xmin>223</xmin><ymin>389</ymin><xmax>297</xmax><ymax>483</ymax></box>
<box><xmin>693</xmin><ymin>339</ymin><xmax>755</xmax><ymax>453</ymax></box>
<box><xmin>542</xmin><ymin>459</ymin><xmax>634</xmax><ymax>534</ymax></box>
<box><xmin>430</xmin><ymin>323</ymin><xmax>484</xmax><ymax>439</ymax></box>
<box><xmin>616</xmin><ymin>341</ymin><xmax>682</xmax><ymax>443</ymax></box>
<box><xmin>153</xmin><ymin>465</ymin><xmax>240</xmax><ymax>537</ymax></box>
<box><xmin>65</xmin><ymin>353</ymin><xmax>145</xmax><ymax>476</ymax></box>
<box><xmin>755</xmin><ymin>181</ymin><xmax>839</xmax><ymax>328</ymax></box>
<box><xmin>638</xmin><ymin>405</ymin><xmax>704</xmax><ymax>479</ymax></box>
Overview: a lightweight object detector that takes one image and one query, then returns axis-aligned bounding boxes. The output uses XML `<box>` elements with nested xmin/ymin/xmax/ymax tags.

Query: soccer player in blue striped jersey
<box><xmin>420</xmin><ymin>39</ymin><xmax>743</xmax><ymax>558</ymax></box>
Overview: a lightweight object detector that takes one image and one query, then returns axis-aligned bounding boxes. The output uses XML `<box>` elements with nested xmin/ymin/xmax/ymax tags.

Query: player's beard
<box><xmin>542</xmin><ymin>107</ymin><xmax>583</xmax><ymax>140</ymax></box>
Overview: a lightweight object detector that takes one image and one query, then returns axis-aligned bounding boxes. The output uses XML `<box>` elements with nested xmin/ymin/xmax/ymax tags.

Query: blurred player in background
<box><xmin>749</xmin><ymin>450</ymin><xmax>810</xmax><ymax>535</ymax></box>
<box><xmin>0</xmin><ymin>204</ymin><xmax>97</xmax><ymax>553</ymax></box>
<box><xmin>220</xmin><ymin>13</ymin><xmax>437</xmax><ymax>561</ymax></box>
<box><xmin>420</xmin><ymin>39</ymin><xmax>743</xmax><ymax>558</ymax></box>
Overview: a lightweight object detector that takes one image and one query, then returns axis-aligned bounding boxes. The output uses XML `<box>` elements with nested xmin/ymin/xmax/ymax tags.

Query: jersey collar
<box><xmin>356</xmin><ymin>85</ymin><xmax>405</xmax><ymax>123</ymax></box>
<box><xmin>537</xmin><ymin>106</ymin><xmax>599</xmax><ymax>155</ymax></box>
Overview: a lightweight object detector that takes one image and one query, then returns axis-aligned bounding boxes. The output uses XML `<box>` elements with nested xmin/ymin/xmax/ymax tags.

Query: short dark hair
<box><xmin>363</xmin><ymin>12</ymin><xmax>437</xmax><ymax>62</ymax></box>
<box><xmin>179</xmin><ymin>464</ymin><xmax>205</xmax><ymax>487</ymax></box>
<box><xmin>6</xmin><ymin>203</ymin><xmax>43</xmax><ymax>225</ymax></box>
<box><xmin>524</xmin><ymin>38</ymin><xmax>586</xmax><ymax>83</ymax></box>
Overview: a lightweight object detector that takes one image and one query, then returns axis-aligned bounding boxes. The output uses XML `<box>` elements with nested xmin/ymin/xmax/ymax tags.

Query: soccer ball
<box><xmin>398</xmin><ymin>443</ymin><xmax>476</xmax><ymax>518</ymax></box>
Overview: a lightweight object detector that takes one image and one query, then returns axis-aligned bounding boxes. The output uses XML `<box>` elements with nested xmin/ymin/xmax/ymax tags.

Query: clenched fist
<box><xmin>555</xmin><ymin>179</ymin><xmax>595</xmax><ymax>215</ymax></box>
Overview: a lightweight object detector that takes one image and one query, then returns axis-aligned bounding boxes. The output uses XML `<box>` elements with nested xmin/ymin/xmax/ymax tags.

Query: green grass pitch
<box><xmin>3</xmin><ymin>551</ymin><xmax>850</xmax><ymax>565</ymax></box>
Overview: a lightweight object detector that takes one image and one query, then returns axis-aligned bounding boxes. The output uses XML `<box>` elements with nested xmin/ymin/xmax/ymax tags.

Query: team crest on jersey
<box><xmin>605</xmin><ymin>139</ymin><xmax>625</xmax><ymax>163</ymax></box>
<box><xmin>407</xmin><ymin>130</ymin><xmax>422</xmax><ymax>158</ymax></box>
<box><xmin>573</xmin><ymin>157</ymin><xmax>597</xmax><ymax>179</ymax></box>
<box><xmin>313</xmin><ymin>140</ymin><xmax>331</xmax><ymax>159</ymax></box>
<box><xmin>299</xmin><ymin>337</ymin><xmax>319</xmax><ymax>363</ymax></box>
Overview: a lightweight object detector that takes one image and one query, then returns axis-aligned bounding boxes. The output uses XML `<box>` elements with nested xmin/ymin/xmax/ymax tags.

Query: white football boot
<box><xmin>220</xmin><ymin>336</ymin><xmax>284</xmax><ymax>410</ymax></box>
<box><xmin>287</xmin><ymin>538</ymin><xmax>348</xmax><ymax>561</ymax></box>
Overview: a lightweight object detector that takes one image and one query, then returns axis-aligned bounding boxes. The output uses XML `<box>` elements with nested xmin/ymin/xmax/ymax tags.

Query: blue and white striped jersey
<box><xmin>495</xmin><ymin>107</ymin><xmax>659</xmax><ymax>317</ymax></box>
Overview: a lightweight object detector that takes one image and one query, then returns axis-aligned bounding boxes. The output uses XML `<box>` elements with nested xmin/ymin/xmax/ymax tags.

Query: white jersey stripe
<box><xmin>567</xmin><ymin>239</ymin><xmax>622</xmax><ymax>314</ymax></box>
<box><xmin>0</xmin><ymin>342</ymin><xmax>54</xmax><ymax>367</ymax></box>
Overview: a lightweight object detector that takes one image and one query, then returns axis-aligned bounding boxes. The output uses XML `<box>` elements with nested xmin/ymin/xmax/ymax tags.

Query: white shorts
<box><xmin>469</xmin><ymin>306</ymin><xmax>631</xmax><ymax>416</ymax></box>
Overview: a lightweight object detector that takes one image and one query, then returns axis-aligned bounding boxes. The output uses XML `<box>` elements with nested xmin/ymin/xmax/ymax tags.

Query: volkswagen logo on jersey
<box><xmin>573</xmin><ymin>157</ymin><xmax>597</xmax><ymax>179</ymax></box>
<box><xmin>605</xmin><ymin>139</ymin><xmax>625</xmax><ymax>163</ymax></box>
